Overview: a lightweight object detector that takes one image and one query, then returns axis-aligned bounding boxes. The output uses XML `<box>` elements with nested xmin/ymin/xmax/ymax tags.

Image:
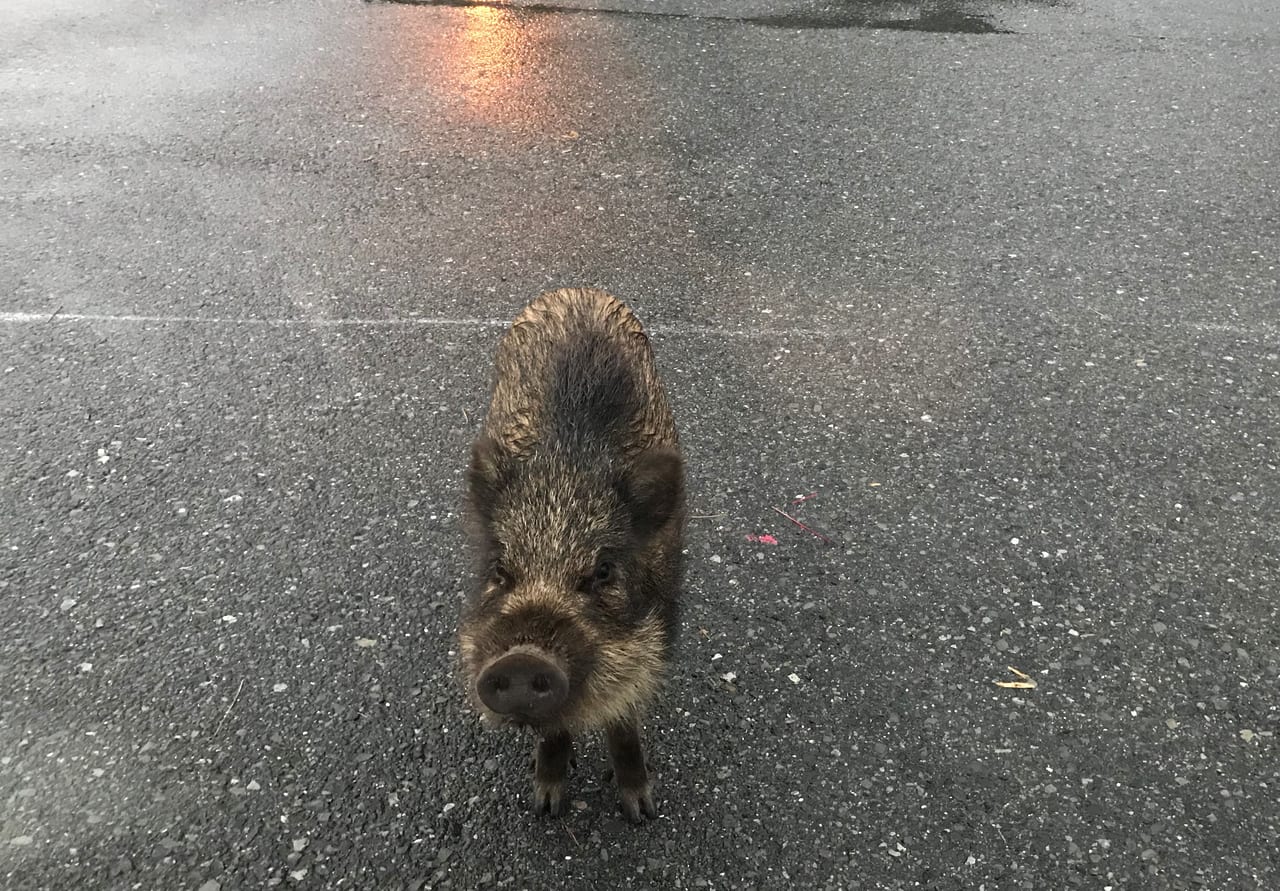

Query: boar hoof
<box><xmin>532</xmin><ymin>778</ymin><xmax>566</xmax><ymax>817</ymax></box>
<box><xmin>531</xmin><ymin>731</ymin><xmax>573</xmax><ymax>817</ymax></box>
<box><xmin>618</xmin><ymin>784</ymin><xmax>657</xmax><ymax>823</ymax></box>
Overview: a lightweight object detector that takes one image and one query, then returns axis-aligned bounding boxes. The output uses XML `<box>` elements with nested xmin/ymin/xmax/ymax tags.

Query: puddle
<box><xmin>869</xmin><ymin>9</ymin><xmax>1012</xmax><ymax>34</ymax></box>
<box><xmin>757</xmin><ymin>8</ymin><xmax>1011</xmax><ymax>34</ymax></box>
<box><xmin>376</xmin><ymin>0</ymin><xmax>1050</xmax><ymax>34</ymax></box>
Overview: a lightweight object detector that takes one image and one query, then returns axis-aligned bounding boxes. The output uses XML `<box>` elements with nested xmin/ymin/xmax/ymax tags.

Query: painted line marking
<box><xmin>0</xmin><ymin>311</ymin><xmax>840</xmax><ymax>339</ymax></box>
<box><xmin>0</xmin><ymin>311</ymin><xmax>1275</xmax><ymax>340</ymax></box>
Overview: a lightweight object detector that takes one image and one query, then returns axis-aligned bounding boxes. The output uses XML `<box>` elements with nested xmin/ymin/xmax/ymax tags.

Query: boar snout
<box><xmin>476</xmin><ymin>648</ymin><xmax>569</xmax><ymax>721</ymax></box>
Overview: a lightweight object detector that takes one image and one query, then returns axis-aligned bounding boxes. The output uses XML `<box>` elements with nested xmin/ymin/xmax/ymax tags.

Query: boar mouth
<box><xmin>488</xmin><ymin>709</ymin><xmax>566</xmax><ymax>734</ymax></box>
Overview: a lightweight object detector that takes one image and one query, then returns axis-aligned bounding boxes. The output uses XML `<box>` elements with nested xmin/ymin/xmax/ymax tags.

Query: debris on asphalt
<box><xmin>745</xmin><ymin>533</ymin><xmax>778</xmax><ymax>545</ymax></box>
<box><xmin>994</xmin><ymin>666</ymin><xmax>1037</xmax><ymax>689</ymax></box>
<box><xmin>792</xmin><ymin>491</ymin><xmax>818</xmax><ymax>504</ymax></box>
<box><xmin>213</xmin><ymin>679</ymin><xmax>245</xmax><ymax>736</ymax></box>
<box><xmin>771</xmin><ymin>505</ymin><xmax>833</xmax><ymax>544</ymax></box>
<box><xmin>355</xmin><ymin>637</ymin><xmax>377</xmax><ymax>648</ymax></box>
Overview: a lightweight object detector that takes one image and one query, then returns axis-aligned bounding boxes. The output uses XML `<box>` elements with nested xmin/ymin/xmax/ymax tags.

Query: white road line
<box><xmin>0</xmin><ymin>311</ymin><xmax>510</xmax><ymax>328</ymax></box>
<box><xmin>0</xmin><ymin>311</ymin><xmax>1275</xmax><ymax>340</ymax></box>
<box><xmin>0</xmin><ymin>311</ymin><xmax>837</xmax><ymax>339</ymax></box>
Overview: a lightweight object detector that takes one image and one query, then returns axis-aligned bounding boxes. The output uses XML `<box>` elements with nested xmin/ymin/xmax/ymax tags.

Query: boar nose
<box><xmin>477</xmin><ymin>651</ymin><xmax>569</xmax><ymax>720</ymax></box>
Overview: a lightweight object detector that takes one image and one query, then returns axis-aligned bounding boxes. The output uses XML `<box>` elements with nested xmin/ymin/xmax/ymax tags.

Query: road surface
<box><xmin>2</xmin><ymin>0</ymin><xmax>1277</xmax><ymax>887</ymax></box>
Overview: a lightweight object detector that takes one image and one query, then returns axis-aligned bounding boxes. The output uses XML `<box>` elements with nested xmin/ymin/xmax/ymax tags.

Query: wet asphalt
<box><xmin>2</xmin><ymin>0</ymin><xmax>1279</xmax><ymax>888</ymax></box>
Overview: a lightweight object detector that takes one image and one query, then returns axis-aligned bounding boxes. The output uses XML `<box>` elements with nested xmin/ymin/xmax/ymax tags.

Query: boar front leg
<box><xmin>606</xmin><ymin>720</ymin><xmax>657</xmax><ymax>823</ymax></box>
<box><xmin>532</xmin><ymin>730</ymin><xmax>573</xmax><ymax>816</ymax></box>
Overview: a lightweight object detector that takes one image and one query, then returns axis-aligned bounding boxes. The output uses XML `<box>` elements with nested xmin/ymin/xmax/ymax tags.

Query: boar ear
<box><xmin>626</xmin><ymin>447</ymin><xmax>684</xmax><ymax>535</ymax></box>
<box><xmin>468</xmin><ymin>434</ymin><xmax>504</xmax><ymax>523</ymax></box>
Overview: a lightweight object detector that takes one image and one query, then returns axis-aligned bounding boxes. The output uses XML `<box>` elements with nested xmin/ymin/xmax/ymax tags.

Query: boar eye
<box><xmin>489</xmin><ymin>565</ymin><xmax>513</xmax><ymax>590</ymax></box>
<box><xmin>580</xmin><ymin>560</ymin><xmax>614</xmax><ymax>594</ymax></box>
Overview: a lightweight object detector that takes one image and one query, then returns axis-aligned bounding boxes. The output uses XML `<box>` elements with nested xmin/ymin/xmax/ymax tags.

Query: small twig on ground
<box><xmin>771</xmin><ymin>506</ymin><xmax>833</xmax><ymax>544</ymax></box>
<box><xmin>689</xmin><ymin>513</ymin><xmax>727</xmax><ymax>520</ymax></box>
<box><xmin>565</xmin><ymin>824</ymin><xmax>581</xmax><ymax>847</ymax></box>
<box><xmin>792</xmin><ymin>492</ymin><xmax>819</xmax><ymax>504</ymax></box>
<box><xmin>461</xmin><ymin>406</ymin><xmax>471</xmax><ymax>427</ymax></box>
<box><xmin>47</xmin><ymin>305</ymin><xmax>64</xmax><ymax>323</ymax></box>
<box><xmin>213</xmin><ymin>679</ymin><xmax>245</xmax><ymax>737</ymax></box>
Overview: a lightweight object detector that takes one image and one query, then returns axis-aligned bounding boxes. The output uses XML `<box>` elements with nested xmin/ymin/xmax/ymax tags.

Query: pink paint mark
<box><xmin>746</xmin><ymin>533</ymin><xmax>779</xmax><ymax>545</ymax></box>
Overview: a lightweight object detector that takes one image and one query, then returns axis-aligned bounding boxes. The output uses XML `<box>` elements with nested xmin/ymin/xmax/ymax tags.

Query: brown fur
<box><xmin>483</xmin><ymin>288</ymin><xmax>679</xmax><ymax>458</ymax></box>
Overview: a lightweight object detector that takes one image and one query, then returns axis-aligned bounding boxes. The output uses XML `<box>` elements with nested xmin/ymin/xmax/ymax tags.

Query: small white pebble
<box><xmin>272</xmin><ymin>683</ymin><xmax>288</xmax><ymax>693</ymax></box>
<box><xmin>788</xmin><ymin>673</ymin><xmax>801</xmax><ymax>685</ymax></box>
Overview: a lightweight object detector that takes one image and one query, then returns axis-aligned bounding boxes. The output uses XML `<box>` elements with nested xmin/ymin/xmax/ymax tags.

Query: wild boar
<box><xmin>459</xmin><ymin>288</ymin><xmax>685</xmax><ymax>823</ymax></box>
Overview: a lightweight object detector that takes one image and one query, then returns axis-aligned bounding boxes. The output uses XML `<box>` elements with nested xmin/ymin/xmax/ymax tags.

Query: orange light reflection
<box><xmin>441</xmin><ymin>6</ymin><xmax>540</xmax><ymax>128</ymax></box>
